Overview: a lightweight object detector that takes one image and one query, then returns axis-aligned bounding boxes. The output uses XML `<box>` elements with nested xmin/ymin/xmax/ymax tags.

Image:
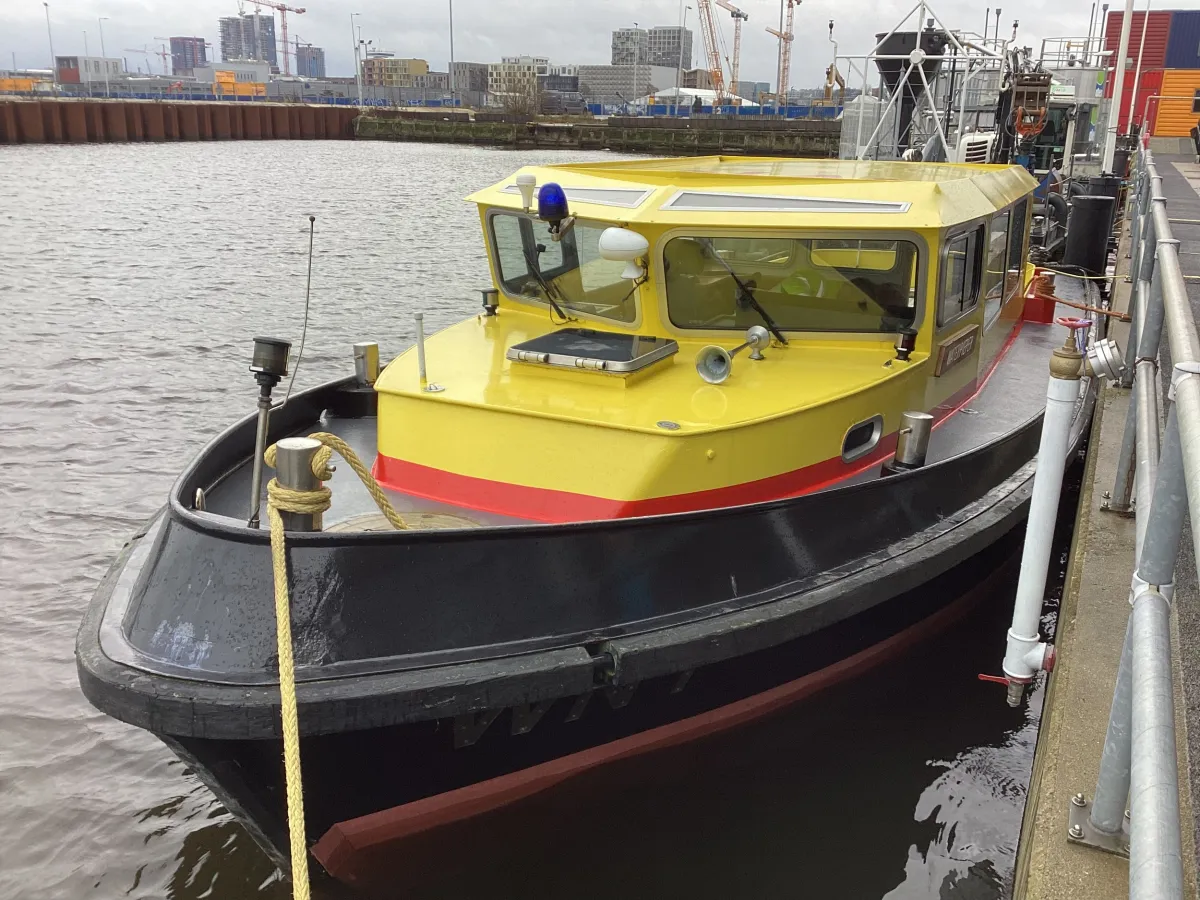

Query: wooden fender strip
<box><xmin>311</xmin><ymin>566</ymin><xmax>1003</xmax><ymax>880</ymax></box>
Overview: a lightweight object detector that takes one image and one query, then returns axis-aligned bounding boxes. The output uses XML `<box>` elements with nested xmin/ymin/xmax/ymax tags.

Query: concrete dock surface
<box><xmin>1015</xmin><ymin>156</ymin><xmax>1200</xmax><ymax>900</ymax></box>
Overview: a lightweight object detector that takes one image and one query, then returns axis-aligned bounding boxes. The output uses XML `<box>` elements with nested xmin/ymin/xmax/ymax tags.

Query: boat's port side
<box><xmin>150</xmin><ymin>532</ymin><xmax>1025</xmax><ymax>876</ymax></box>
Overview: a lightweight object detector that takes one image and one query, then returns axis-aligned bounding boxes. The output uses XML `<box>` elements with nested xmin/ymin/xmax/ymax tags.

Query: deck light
<box><xmin>246</xmin><ymin>337</ymin><xmax>292</xmax><ymax>529</ymax></box>
<box><xmin>515</xmin><ymin>174</ymin><xmax>536</xmax><ymax>212</ymax></box>
<box><xmin>598</xmin><ymin>226</ymin><xmax>650</xmax><ymax>280</ymax></box>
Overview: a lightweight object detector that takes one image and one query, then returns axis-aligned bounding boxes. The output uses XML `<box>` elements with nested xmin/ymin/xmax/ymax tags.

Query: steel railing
<box><xmin>1069</xmin><ymin>147</ymin><xmax>1191</xmax><ymax>900</ymax></box>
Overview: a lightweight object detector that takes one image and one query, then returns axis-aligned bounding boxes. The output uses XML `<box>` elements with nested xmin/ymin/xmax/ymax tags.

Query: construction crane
<box><xmin>766</xmin><ymin>0</ymin><xmax>799</xmax><ymax>114</ymax></box>
<box><xmin>256</xmin><ymin>0</ymin><xmax>306</xmax><ymax>75</ymax></box>
<box><xmin>715</xmin><ymin>0</ymin><xmax>748</xmax><ymax>104</ymax></box>
<box><xmin>695</xmin><ymin>0</ymin><xmax>727</xmax><ymax>105</ymax></box>
<box><xmin>123</xmin><ymin>47</ymin><xmax>154</xmax><ymax>75</ymax></box>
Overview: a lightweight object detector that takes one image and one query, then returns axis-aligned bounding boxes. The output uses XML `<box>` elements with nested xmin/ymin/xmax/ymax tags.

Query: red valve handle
<box><xmin>1055</xmin><ymin>316</ymin><xmax>1092</xmax><ymax>330</ymax></box>
<box><xmin>977</xmin><ymin>673</ymin><xmax>1010</xmax><ymax>685</ymax></box>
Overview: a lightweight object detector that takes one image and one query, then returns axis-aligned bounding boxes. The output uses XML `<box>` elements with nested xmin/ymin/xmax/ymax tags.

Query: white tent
<box><xmin>636</xmin><ymin>86</ymin><xmax>758</xmax><ymax>107</ymax></box>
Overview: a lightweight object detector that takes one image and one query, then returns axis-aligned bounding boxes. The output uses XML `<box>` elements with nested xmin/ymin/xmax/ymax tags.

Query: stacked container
<box><xmin>1160</xmin><ymin>10</ymin><xmax>1200</xmax><ymax>136</ymax></box>
<box><xmin>1105</xmin><ymin>8</ymin><xmax>1200</xmax><ymax>137</ymax></box>
<box><xmin>1104</xmin><ymin>10</ymin><xmax>1171</xmax><ymax>133</ymax></box>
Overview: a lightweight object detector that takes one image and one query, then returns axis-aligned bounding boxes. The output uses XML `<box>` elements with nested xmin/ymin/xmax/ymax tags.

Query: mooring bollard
<box><xmin>353</xmin><ymin>341</ymin><xmax>380</xmax><ymax>386</ymax></box>
<box><xmin>882</xmin><ymin>411</ymin><xmax>933</xmax><ymax>476</ymax></box>
<box><xmin>1001</xmin><ymin>318</ymin><xmax>1124</xmax><ymax>706</ymax></box>
<box><xmin>274</xmin><ymin>437</ymin><xmax>325</xmax><ymax>532</ymax></box>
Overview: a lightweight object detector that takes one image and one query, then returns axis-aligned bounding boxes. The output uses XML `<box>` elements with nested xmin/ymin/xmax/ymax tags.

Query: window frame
<box><xmin>1192</xmin><ymin>89</ymin><xmax>1200</xmax><ymax>115</ymax></box>
<box><xmin>937</xmin><ymin>225</ymin><xmax>984</xmax><ymax>329</ymax></box>
<box><xmin>485</xmin><ymin>209</ymin><xmax>643</xmax><ymax>329</ymax></box>
<box><xmin>653</xmin><ymin>225</ymin><xmax>928</xmax><ymax>341</ymax></box>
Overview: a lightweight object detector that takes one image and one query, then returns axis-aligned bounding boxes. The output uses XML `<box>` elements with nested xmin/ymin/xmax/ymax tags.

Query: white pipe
<box><xmin>1104</xmin><ymin>0</ymin><xmax>1136</xmax><ymax>171</ymax></box>
<box><xmin>1003</xmin><ymin>369</ymin><xmax>1079</xmax><ymax>703</ymax></box>
<box><xmin>415</xmin><ymin>312</ymin><xmax>428</xmax><ymax>384</ymax></box>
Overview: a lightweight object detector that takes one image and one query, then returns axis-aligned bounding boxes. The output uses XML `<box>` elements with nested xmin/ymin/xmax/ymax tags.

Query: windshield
<box><xmin>490</xmin><ymin>213</ymin><xmax>637</xmax><ymax>324</ymax></box>
<box><xmin>664</xmin><ymin>236</ymin><xmax>920</xmax><ymax>334</ymax></box>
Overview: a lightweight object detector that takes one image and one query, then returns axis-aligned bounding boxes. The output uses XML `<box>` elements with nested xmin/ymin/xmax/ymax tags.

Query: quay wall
<box><xmin>0</xmin><ymin>99</ymin><xmax>841</xmax><ymax>157</ymax></box>
<box><xmin>0</xmin><ymin>99</ymin><xmax>359</xmax><ymax>144</ymax></box>
<box><xmin>353</xmin><ymin>116</ymin><xmax>842</xmax><ymax>157</ymax></box>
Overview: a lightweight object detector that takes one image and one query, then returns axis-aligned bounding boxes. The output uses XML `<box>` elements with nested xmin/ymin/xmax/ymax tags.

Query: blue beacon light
<box><xmin>537</xmin><ymin>182</ymin><xmax>570</xmax><ymax>232</ymax></box>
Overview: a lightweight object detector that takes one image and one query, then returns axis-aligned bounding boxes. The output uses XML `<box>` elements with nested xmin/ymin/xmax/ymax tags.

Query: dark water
<box><xmin>0</xmin><ymin>142</ymin><xmax>1054</xmax><ymax>899</ymax></box>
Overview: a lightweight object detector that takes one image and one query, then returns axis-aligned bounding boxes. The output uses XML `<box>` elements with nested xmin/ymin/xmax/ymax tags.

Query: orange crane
<box><xmin>695</xmin><ymin>0</ymin><xmax>727</xmax><ymax>104</ymax></box>
<box><xmin>766</xmin><ymin>0</ymin><xmax>799</xmax><ymax>113</ymax></box>
<box><xmin>256</xmin><ymin>0</ymin><xmax>306</xmax><ymax>75</ymax></box>
<box><xmin>716</xmin><ymin>0</ymin><xmax>748</xmax><ymax>104</ymax></box>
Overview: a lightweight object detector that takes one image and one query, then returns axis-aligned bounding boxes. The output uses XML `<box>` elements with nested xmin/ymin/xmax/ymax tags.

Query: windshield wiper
<box><xmin>700</xmin><ymin>240</ymin><xmax>789</xmax><ymax>345</ymax></box>
<box><xmin>522</xmin><ymin>242</ymin><xmax>572</xmax><ymax>322</ymax></box>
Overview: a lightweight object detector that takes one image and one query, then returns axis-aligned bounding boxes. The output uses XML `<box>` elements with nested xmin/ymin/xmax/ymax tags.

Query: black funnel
<box><xmin>874</xmin><ymin>29</ymin><xmax>948</xmax><ymax>152</ymax></box>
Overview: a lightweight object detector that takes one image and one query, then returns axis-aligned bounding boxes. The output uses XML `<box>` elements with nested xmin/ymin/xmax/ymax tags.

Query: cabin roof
<box><xmin>467</xmin><ymin>155</ymin><xmax>1037</xmax><ymax>231</ymax></box>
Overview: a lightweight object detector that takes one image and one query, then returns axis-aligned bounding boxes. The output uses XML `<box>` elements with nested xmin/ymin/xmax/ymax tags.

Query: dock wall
<box><xmin>353</xmin><ymin>116</ymin><xmax>841</xmax><ymax>157</ymax></box>
<box><xmin>0</xmin><ymin>99</ymin><xmax>359</xmax><ymax>144</ymax></box>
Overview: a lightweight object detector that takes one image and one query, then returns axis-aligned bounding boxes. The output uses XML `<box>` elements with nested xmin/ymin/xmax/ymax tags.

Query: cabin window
<box><xmin>938</xmin><ymin>230</ymin><xmax>981</xmax><ymax>325</ymax></box>
<box><xmin>664</xmin><ymin>236</ymin><xmax>919</xmax><ymax>334</ymax></box>
<box><xmin>982</xmin><ymin>212</ymin><xmax>1010</xmax><ymax>328</ymax></box>
<box><xmin>489</xmin><ymin>213</ymin><xmax>637</xmax><ymax>324</ymax></box>
<box><xmin>1009</xmin><ymin>198</ymin><xmax>1030</xmax><ymax>274</ymax></box>
<box><xmin>1192</xmin><ymin>89</ymin><xmax>1200</xmax><ymax>114</ymax></box>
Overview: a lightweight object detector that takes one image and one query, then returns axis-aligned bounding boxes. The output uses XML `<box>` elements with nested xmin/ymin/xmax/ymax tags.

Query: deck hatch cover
<box><xmin>500</xmin><ymin>185</ymin><xmax>653</xmax><ymax>209</ymax></box>
<box><xmin>507</xmin><ymin>328</ymin><xmax>678</xmax><ymax>373</ymax></box>
<box><xmin>661</xmin><ymin>191</ymin><xmax>911</xmax><ymax>214</ymax></box>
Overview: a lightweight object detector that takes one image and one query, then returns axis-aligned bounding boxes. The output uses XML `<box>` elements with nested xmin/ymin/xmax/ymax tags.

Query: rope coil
<box><xmin>264</xmin><ymin>432</ymin><xmax>409</xmax><ymax>898</ymax></box>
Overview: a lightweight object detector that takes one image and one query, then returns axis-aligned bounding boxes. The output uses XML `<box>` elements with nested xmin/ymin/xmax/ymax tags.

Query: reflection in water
<box><xmin>1</xmin><ymin>142</ymin><xmax>1060</xmax><ymax>900</ymax></box>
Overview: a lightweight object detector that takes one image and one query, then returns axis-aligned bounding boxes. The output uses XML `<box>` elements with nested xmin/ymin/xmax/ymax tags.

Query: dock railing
<box><xmin>1067</xmin><ymin>147</ymin><xmax>1191</xmax><ymax>899</ymax></box>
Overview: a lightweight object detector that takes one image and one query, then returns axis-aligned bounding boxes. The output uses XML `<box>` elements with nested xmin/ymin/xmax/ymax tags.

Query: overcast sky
<box><xmin>3</xmin><ymin>0</ymin><xmax>1194</xmax><ymax>88</ymax></box>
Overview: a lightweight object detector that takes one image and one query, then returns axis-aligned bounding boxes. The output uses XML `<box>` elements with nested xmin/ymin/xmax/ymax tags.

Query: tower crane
<box><xmin>766</xmin><ymin>0</ymin><xmax>799</xmax><ymax>113</ymax></box>
<box><xmin>123</xmin><ymin>47</ymin><xmax>154</xmax><ymax>75</ymax></box>
<box><xmin>695</xmin><ymin>0</ymin><xmax>727</xmax><ymax>104</ymax></box>
<box><xmin>256</xmin><ymin>0</ymin><xmax>306</xmax><ymax>75</ymax></box>
<box><xmin>715</xmin><ymin>0</ymin><xmax>748</xmax><ymax>104</ymax></box>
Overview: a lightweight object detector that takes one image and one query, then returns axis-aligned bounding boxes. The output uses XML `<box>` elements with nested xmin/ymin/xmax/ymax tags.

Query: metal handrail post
<box><xmin>1108</xmin><ymin>388</ymin><xmax>1139</xmax><ymax>514</ymax></box>
<box><xmin>1088</xmin><ymin>285</ymin><xmax>1188</xmax><ymax>848</ymax></box>
<box><xmin>1133</xmin><ymin>360</ymin><xmax>1162</xmax><ymax>558</ymax></box>
<box><xmin>1089</xmin><ymin>615</ymin><xmax>1134</xmax><ymax>836</ymax></box>
<box><xmin>1129</xmin><ymin>585</ymin><xmax>1185</xmax><ymax>900</ymax></box>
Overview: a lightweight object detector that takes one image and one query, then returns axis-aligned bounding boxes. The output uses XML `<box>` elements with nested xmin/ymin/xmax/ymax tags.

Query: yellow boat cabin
<box><xmin>372</xmin><ymin>156</ymin><xmax>1039</xmax><ymax>522</ymax></box>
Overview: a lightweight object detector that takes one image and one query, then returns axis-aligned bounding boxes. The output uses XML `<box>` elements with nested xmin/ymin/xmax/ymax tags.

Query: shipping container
<box><xmin>1152</xmin><ymin>68</ymin><xmax>1200</xmax><ymax>136</ymax></box>
<box><xmin>1106</xmin><ymin>10</ymin><xmax>1173</xmax><ymax>70</ymax></box>
<box><xmin>1105</xmin><ymin>68</ymin><xmax>1165</xmax><ymax>131</ymax></box>
<box><xmin>1168</xmin><ymin>10</ymin><xmax>1200</xmax><ymax>68</ymax></box>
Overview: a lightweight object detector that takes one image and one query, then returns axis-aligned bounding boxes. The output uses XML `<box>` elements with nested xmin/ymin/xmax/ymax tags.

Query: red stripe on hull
<box><xmin>311</xmin><ymin>567</ymin><xmax>1000</xmax><ymax>884</ymax></box>
<box><xmin>373</xmin><ymin>322</ymin><xmax>1025</xmax><ymax>523</ymax></box>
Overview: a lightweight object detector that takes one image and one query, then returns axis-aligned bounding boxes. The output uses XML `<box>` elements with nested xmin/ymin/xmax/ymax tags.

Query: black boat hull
<box><xmin>75</xmin><ymin>351</ymin><xmax>1096</xmax><ymax>882</ymax></box>
<box><xmin>160</xmin><ymin>533</ymin><xmax>1021</xmax><ymax>882</ymax></box>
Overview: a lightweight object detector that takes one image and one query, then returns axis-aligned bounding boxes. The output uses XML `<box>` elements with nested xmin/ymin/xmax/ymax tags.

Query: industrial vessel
<box><xmin>76</xmin><ymin>20</ymin><xmax>1131</xmax><ymax>885</ymax></box>
<box><xmin>75</xmin><ymin>150</ymin><xmax>1116</xmax><ymax>883</ymax></box>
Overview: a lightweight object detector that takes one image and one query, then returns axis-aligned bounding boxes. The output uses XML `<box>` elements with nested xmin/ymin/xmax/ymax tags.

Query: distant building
<box><xmin>488</xmin><ymin>55</ymin><xmax>549</xmax><ymax>100</ymax></box>
<box><xmin>578</xmin><ymin>64</ymin><xmax>679</xmax><ymax>104</ymax></box>
<box><xmin>193</xmin><ymin>60</ymin><xmax>271</xmax><ymax>83</ymax></box>
<box><xmin>54</xmin><ymin>56</ymin><xmax>123</xmax><ymax>84</ymax></box>
<box><xmin>613</xmin><ymin>26</ymin><xmax>691</xmax><ymax>68</ymax></box>
<box><xmin>218</xmin><ymin>14</ymin><xmax>277</xmax><ymax>67</ymax></box>
<box><xmin>611</xmin><ymin>28</ymin><xmax>648</xmax><ymax>65</ymax></box>
<box><xmin>295</xmin><ymin>45</ymin><xmax>326</xmax><ymax>78</ymax></box>
<box><xmin>735</xmin><ymin>80</ymin><xmax>770</xmax><ymax>102</ymax></box>
<box><xmin>361</xmin><ymin>56</ymin><xmax>428</xmax><ymax>87</ymax></box>
<box><xmin>647</xmin><ymin>26</ymin><xmax>692</xmax><ymax>69</ymax></box>
<box><xmin>451</xmin><ymin>61</ymin><xmax>488</xmax><ymax>94</ymax></box>
<box><xmin>413</xmin><ymin>71</ymin><xmax>449</xmax><ymax>91</ymax></box>
<box><xmin>681</xmin><ymin>68</ymin><xmax>714</xmax><ymax>90</ymax></box>
<box><xmin>169</xmin><ymin>37</ymin><xmax>207</xmax><ymax>76</ymax></box>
